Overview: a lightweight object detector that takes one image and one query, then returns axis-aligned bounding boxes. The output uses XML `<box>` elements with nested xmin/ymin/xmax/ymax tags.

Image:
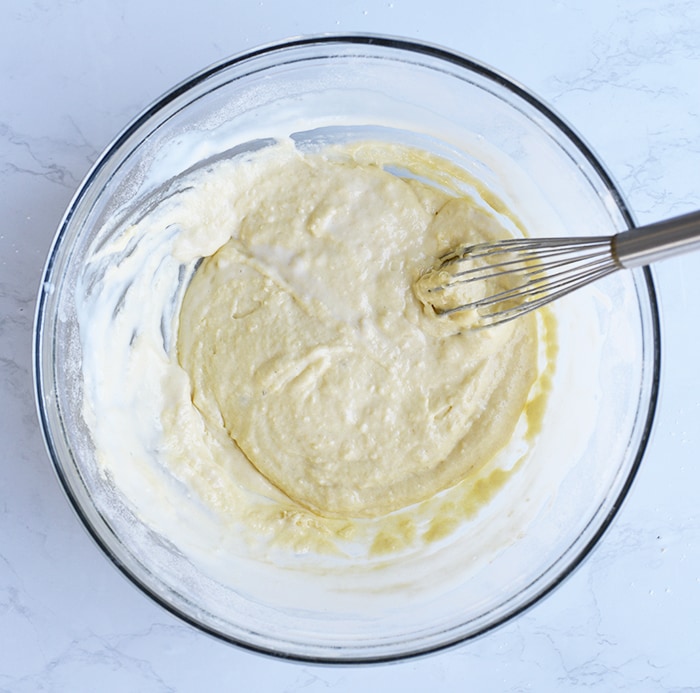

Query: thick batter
<box><xmin>78</xmin><ymin>140</ymin><xmax>550</xmax><ymax>558</ymax></box>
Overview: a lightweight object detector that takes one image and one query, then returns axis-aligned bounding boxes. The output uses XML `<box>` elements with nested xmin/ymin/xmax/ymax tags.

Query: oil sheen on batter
<box><xmin>177</xmin><ymin>142</ymin><xmax>539</xmax><ymax>519</ymax></box>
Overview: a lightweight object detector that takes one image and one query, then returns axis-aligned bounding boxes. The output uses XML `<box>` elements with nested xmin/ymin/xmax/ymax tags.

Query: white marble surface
<box><xmin>2</xmin><ymin>0</ymin><xmax>700</xmax><ymax>690</ymax></box>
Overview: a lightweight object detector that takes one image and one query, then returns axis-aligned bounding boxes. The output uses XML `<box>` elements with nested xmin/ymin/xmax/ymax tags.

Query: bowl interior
<box><xmin>35</xmin><ymin>36</ymin><xmax>659</xmax><ymax>662</ymax></box>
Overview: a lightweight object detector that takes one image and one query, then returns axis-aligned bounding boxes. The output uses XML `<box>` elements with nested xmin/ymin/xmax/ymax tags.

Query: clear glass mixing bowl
<box><xmin>34</xmin><ymin>35</ymin><xmax>659</xmax><ymax>662</ymax></box>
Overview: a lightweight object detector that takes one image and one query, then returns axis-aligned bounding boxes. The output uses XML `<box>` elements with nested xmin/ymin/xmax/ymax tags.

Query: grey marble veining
<box><xmin>2</xmin><ymin>1</ymin><xmax>699</xmax><ymax>690</ymax></box>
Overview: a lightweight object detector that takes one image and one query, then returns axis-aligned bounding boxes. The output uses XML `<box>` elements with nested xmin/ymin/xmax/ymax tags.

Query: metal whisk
<box><xmin>424</xmin><ymin>209</ymin><xmax>700</xmax><ymax>328</ymax></box>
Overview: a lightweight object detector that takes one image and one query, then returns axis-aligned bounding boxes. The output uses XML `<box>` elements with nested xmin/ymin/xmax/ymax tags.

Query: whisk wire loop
<box><xmin>431</xmin><ymin>236</ymin><xmax>619</xmax><ymax>327</ymax></box>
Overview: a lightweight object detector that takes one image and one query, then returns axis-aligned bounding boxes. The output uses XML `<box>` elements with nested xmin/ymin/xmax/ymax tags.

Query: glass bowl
<box><xmin>34</xmin><ymin>35</ymin><xmax>659</xmax><ymax>663</ymax></box>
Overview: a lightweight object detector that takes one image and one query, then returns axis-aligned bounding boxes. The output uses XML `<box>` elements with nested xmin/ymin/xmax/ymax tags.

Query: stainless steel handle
<box><xmin>613</xmin><ymin>209</ymin><xmax>700</xmax><ymax>269</ymax></box>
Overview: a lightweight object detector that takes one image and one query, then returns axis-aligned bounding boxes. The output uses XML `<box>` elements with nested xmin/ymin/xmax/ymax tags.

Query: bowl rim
<box><xmin>33</xmin><ymin>33</ymin><xmax>661</xmax><ymax>664</ymax></box>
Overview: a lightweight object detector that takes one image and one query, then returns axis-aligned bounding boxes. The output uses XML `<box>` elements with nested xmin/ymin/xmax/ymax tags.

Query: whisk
<box><xmin>423</xmin><ymin>209</ymin><xmax>700</xmax><ymax>328</ymax></box>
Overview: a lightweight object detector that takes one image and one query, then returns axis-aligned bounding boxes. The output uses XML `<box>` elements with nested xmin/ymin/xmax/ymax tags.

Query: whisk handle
<box><xmin>613</xmin><ymin>209</ymin><xmax>700</xmax><ymax>269</ymax></box>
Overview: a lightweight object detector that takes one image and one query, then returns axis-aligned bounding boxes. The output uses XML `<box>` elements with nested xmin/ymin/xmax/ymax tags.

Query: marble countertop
<box><xmin>2</xmin><ymin>1</ymin><xmax>699</xmax><ymax>690</ymax></box>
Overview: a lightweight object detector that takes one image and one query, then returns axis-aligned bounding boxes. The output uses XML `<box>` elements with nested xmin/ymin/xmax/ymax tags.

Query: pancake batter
<box><xmin>78</xmin><ymin>140</ymin><xmax>551</xmax><ymax>558</ymax></box>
